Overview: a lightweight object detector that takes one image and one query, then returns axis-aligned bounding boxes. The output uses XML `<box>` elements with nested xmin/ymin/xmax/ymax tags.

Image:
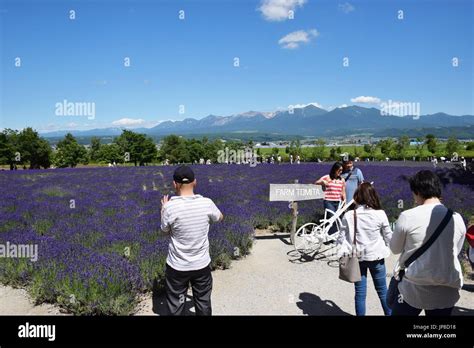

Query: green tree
<box><xmin>17</xmin><ymin>127</ymin><xmax>52</xmax><ymax>169</ymax></box>
<box><xmin>415</xmin><ymin>137</ymin><xmax>425</xmax><ymax>160</ymax></box>
<box><xmin>425</xmin><ymin>134</ymin><xmax>437</xmax><ymax>154</ymax></box>
<box><xmin>288</xmin><ymin>139</ymin><xmax>302</xmax><ymax>158</ymax></box>
<box><xmin>378</xmin><ymin>139</ymin><xmax>395</xmax><ymax>158</ymax></box>
<box><xmin>363</xmin><ymin>144</ymin><xmax>377</xmax><ymax>160</ymax></box>
<box><xmin>204</xmin><ymin>139</ymin><xmax>224</xmax><ymax>163</ymax></box>
<box><xmin>188</xmin><ymin>139</ymin><xmax>205</xmax><ymax>163</ymax></box>
<box><xmin>395</xmin><ymin>136</ymin><xmax>410</xmax><ymax>160</ymax></box>
<box><xmin>89</xmin><ymin>137</ymin><xmax>101</xmax><ymax>162</ymax></box>
<box><xmin>329</xmin><ymin>147</ymin><xmax>341</xmax><ymax>160</ymax></box>
<box><xmin>363</xmin><ymin>144</ymin><xmax>371</xmax><ymax>155</ymax></box>
<box><xmin>0</xmin><ymin>129</ymin><xmax>20</xmax><ymax>169</ymax></box>
<box><xmin>445</xmin><ymin>137</ymin><xmax>460</xmax><ymax>158</ymax></box>
<box><xmin>96</xmin><ymin>143</ymin><xmax>123</xmax><ymax>164</ymax></box>
<box><xmin>140</xmin><ymin>137</ymin><xmax>158</xmax><ymax>165</ymax></box>
<box><xmin>158</xmin><ymin>135</ymin><xmax>189</xmax><ymax>164</ymax></box>
<box><xmin>54</xmin><ymin>133</ymin><xmax>88</xmax><ymax>168</ymax></box>
<box><xmin>312</xmin><ymin>138</ymin><xmax>326</xmax><ymax>161</ymax></box>
<box><xmin>353</xmin><ymin>146</ymin><xmax>361</xmax><ymax>158</ymax></box>
<box><xmin>115</xmin><ymin>130</ymin><xmax>157</xmax><ymax>166</ymax></box>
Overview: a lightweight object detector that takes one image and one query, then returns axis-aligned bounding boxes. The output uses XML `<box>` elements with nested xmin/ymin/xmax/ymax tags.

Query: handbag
<box><xmin>387</xmin><ymin>208</ymin><xmax>453</xmax><ymax>309</ymax></box>
<box><xmin>339</xmin><ymin>209</ymin><xmax>362</xmax><ymax>283</ymax></box>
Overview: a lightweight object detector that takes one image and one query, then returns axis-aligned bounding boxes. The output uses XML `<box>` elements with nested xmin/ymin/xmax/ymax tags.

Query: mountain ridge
<box><xmin>38</xmin><ymin>105</ymin><xmax>474</xmax><ymax>138</ymax></box>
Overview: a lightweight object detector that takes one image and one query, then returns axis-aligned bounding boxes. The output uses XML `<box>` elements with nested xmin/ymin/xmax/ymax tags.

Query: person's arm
<box><xmin>315</xmin><ymin>175</ymin><xmax>328</xmax><ymax>186</ymax></box>
<box><xmin>390</xmin><ymin>213</ymin><xmax>407</xmax><ymax>254</ymax></box>
<box><xmin>454</xmin><ymin>213</ymin><xmax>467</xmax><ymax>255</ymax></box>
<box><xmin>337</xmin><ymin>215</ymin><xmax>351</xmax><ymax>258</ymax></box>
<box><xmin>160</xmin><ymin>195</ymin><xmax>171</xmax><ymax>233</ymax></box>
<box><xmin>341</xmin><ymin>179</ymin><xmax>346</xmax><ymax>202</ymax></box>
<box><xmin>358</xmin><ymin>169</ymin><xmax>364</xmax><ymax>184</ymax></box>
<box><xmin>380</xmin><ymin>211</ymin><xmax>393</xmax><ymax>245</ymax></box>
<box><xmin>209</xmin><ymin>200</ymin><xmax>224</xmax><ymax>223</ymax></box>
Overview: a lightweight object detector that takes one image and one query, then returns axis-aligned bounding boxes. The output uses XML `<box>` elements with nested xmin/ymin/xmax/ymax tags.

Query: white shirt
<box><xmin>337</xmin><ymin>205</ymin><xmax>393</xmax><ymax>261</ymax></box>
<box><xmin>161</xmin><ymin>194</ymin><xmax>222</xmax><ymax>271</ymax></box>
<box><xmin>390</xmin><ymin>203</ymin><xmax>466</xmax><ymax>309</ymax></box>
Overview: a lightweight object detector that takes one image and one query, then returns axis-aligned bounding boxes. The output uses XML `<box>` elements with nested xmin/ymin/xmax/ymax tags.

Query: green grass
<box><xmin>41</xmin><ymin>187</ymin><xmax>69</xmax><ymax>197</ymax></box>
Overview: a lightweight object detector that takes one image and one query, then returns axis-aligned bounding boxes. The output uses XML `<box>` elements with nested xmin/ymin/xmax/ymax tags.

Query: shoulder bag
<box><xmin>339</xmin><ymin>209</ymin><xmax>362</xmax><ymax>283</ymax></box>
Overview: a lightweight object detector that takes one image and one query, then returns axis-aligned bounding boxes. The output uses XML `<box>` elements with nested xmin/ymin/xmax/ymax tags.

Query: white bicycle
<box><xmin>294</xmin><ymin>199</ymin><xmax>353</xmax><ymax>255</ymax></box>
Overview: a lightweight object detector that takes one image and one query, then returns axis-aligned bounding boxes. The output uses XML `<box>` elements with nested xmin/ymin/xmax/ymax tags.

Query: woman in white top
<box><xmin>390</xmin><ymin>170</ymin><xmax>466</xmax><ymax>316</ymax></box>
<box><xmin>338</xmin><ymin>182</ymin><xmax>393</xmax><ymax>316</ymax></box>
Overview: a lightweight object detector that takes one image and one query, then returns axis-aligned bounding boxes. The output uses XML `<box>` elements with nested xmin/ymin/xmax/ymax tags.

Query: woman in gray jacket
<box><xmin>338</xmin><ymin>183</ymin><xmax>393</xmax><ymax>316</ymax></box>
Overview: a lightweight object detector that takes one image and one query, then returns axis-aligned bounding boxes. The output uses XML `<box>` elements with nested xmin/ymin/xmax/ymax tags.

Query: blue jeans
<box><xmin>354</xmin><ymin>259</ymin><xmax>391</xmax><ymax>316</ymax></box>
<box><xmin>323</xmin><ymin>200</ymin><xmax>340</xmax><ymax>235</ymax></box>
<box><xmin>391</xmin><ymin>299</ymin><xmax>453</xmax><ymax>316</ymax></box>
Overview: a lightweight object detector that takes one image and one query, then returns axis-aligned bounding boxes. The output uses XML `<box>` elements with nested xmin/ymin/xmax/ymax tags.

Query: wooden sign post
<box><xmin>269</xmin><ymin>180</ymin><xmax>324</xmax><ymax>244</ymax></box>
<box><xmin>290</xmin><ymin>180</ymin><xmax>298</xmax><ymax>244</ymax></box>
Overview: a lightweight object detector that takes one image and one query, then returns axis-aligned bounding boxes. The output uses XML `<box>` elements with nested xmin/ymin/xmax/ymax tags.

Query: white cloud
<box><xmin>338</xmin><ymin>2</ymin><xmax>355</xmax><ymax>14</ymax></box>
<box><xmin>112</xmin><ymin>118</ymin><xmax>145</xmax><ymax>126</ymax></box>
<box><xmin>326</xmin><ymin>104</ymin><xmax>348</xmax><ymax>111</ymax></box>
<box><xmin>350</xmin><ymin>96</ymin><xmax>381</xmax><ymax>104</ymax></box>
<box><xmin>259</xmin><ymin>0</ymin><xmax>307</xmax><ymax>21</ymax></box>
<box><xmin>291</xmin><ymin>102</ymin><xmax>324</xmax><ymax>109</ymax></box>
<box><xmin>278</xmin><ymin>29</ymin><xmax>319</xmax><ymax>49</ymax></box>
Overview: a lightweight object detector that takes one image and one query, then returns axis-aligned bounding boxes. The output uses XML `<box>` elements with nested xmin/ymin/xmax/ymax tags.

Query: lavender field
<box><xmin>0</xmin><ymin>163</ymin><xmax>473</xmax><ymax>315</ymax></box>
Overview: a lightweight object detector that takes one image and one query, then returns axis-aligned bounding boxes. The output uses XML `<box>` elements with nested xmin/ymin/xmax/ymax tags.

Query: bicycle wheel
<box><xmin>294</xmin><ymin>223</ymin><xmax>320</xmax><ymax>255</ymax></box>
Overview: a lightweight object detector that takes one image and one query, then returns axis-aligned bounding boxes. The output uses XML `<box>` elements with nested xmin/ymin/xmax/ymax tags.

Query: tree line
<box><xmin>0</xmin><ymin>128</ymin><xmax>158</xmax><ymax>169</ymax></box>
<box><xmin>0</xmin><ymin>129</ymin><xmax>232</xmax><ymax>169</ymax></box>
<box><xmin>0</xmin><ymin>128</ymin><xmax>471</xmax><ymax>170</ymax></box>
<box><xmin>262</xmin><ymin>135</ymin><xmax>467</xmax><ymax>162</ymax></box>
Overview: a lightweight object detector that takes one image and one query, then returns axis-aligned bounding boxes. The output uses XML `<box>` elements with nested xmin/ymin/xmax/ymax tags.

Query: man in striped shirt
<box><xmin>161</xmin><ymin>165</ymin><xmax>223</xmax><ymax>315</ymax></box>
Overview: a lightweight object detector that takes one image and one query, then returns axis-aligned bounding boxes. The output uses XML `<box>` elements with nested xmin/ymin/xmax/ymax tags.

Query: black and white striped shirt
<box><xmin>161</xmin><ymin>194</ymin><xmax>222</xmax><ymax>271</ymax></box>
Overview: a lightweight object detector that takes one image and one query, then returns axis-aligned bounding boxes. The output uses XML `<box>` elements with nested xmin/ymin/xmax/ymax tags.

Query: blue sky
<box><xmin>0</xmin><ymin>0</ymin><xmax>473</xmax><ymax>131</ymax></box>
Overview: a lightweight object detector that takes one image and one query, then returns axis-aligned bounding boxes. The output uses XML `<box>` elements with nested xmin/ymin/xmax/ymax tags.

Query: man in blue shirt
<box><xmin>341</xmin><ymin>155</ymin><xmax>364</xmax><ymax>205</ymax></box>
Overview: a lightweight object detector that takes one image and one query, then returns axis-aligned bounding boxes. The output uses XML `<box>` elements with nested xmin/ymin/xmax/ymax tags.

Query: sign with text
<box><xmin>269</xmin><ymin>184</ymin><xmax>324</xmax><ymax>202</ymax></box>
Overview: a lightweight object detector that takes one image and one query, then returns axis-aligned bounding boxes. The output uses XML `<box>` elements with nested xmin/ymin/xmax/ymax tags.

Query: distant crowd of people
<box><xmin>431</xmin><ymin>156</ymin><xmax>467</xmax><ymax>170</ymax></box>
<box><xmin>160</xmin><ymin>154</ymin><xmax>471</xmax><ymax>169</ymax></box>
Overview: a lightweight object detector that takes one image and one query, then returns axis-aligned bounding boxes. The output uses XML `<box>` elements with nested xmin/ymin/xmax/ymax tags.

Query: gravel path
<box><xmin>0</xmin><ymin>285</ymin><xmax>64</xmax><ymax>315</ymax></box>
<box><xmin>1</xmin><ymin>234</ymin><xmax>473</xmax><ymax>316</ymax></box>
